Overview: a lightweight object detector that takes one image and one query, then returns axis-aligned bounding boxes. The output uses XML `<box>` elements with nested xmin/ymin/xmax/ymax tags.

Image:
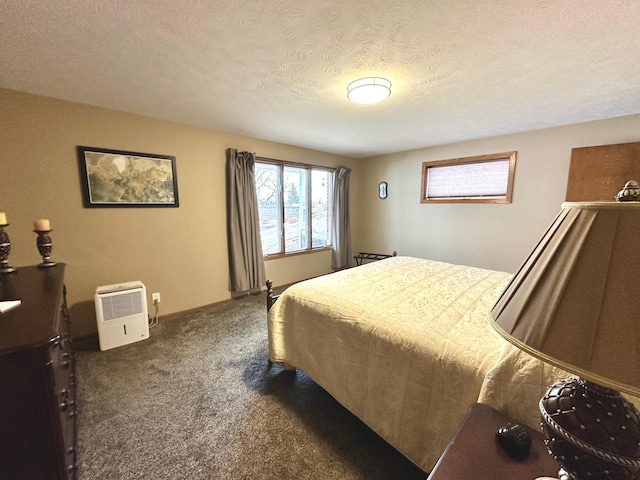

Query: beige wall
<box><xmin>5</xmin><ymin>87</ymin><xmax>639</xmax><ymax>337</ymax></box>
<box><xmin>1</xmin><ymin>89</ymin><xmax>357</xmax><ymax>336</ymax></box>
<box><xmin>356</xmin><ymin>114</ymin><xmax>640</xmax><ymax>273</ymax></box>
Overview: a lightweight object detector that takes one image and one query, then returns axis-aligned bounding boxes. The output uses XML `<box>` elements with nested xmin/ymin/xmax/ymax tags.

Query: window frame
<box><xmin>255</xmin><ymin>156</ymin><xmax>335</xmax><ymax>259</ymax></box>
<box><xmin>420</xmin><ymin>151</ymin><xmax>517</xmax><ymax>204</ymax></box>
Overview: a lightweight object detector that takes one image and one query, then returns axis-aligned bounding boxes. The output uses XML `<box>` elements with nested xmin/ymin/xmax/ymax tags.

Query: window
<box><xmin>420</xmin><ymin>151</ymin><xmax>516</xmax><ymax>204</ymax></box>
<box><xmin>255</xmin><ymin>158</ymin><xmax>333</xmax><ymax>257</ymax></box>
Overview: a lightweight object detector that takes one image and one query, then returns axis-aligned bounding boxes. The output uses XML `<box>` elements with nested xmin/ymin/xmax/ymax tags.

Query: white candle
<box><xmin>34</xmin><ymin>219</ymin><xmax>50</xmax><ymax>231</ymax></box>
<box><xmin>0</xmin><ymin>212</ymin><xmax>6</xmax><ymax>224</ymax></box>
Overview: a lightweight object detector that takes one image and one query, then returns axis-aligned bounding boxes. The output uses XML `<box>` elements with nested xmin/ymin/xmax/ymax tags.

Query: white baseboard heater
<box><xmin>95</xmin><ymin>281</ymin><xmax>149</xmax><ymax>351</ymax></box>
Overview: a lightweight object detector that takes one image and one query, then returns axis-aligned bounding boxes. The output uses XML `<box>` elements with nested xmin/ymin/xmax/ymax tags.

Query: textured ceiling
<box><xmin>1</xmin><ymin>1</ymin><xmax>639</xmax><ymax>158</ymax></box>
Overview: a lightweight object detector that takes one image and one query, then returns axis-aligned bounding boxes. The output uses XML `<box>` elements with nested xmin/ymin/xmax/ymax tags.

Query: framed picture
<box><xmin>77</xmin><ymin>146</ymin><xmax>179</xmax><ymax>208</ymax></box>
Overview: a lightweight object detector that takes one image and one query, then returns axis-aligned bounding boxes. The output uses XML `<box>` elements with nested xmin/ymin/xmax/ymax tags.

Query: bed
<box><xmin>266</xmin><ymin>256</ymin><xmax>637</xmax><ymax>472</ymax></box>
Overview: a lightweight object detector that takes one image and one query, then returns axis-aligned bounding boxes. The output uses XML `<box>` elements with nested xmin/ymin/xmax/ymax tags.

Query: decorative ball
<box><xmin>540</xmin><ymin>378</ymin><xmax>640</xmax><ymax>480</ymax></box>
<box><xmin>616</xmin><ymin>180</ymin><xmax>640</xmax><ymax>202</ymax></box>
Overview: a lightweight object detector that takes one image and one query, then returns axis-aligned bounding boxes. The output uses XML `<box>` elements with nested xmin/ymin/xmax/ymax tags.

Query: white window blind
<box><xmin>426</xmin><ymin>160</ymin><xmax>510</xmax><ymax>198</ymax></box>
<box><xmin>421</xmin><ymin>151</ymin><xmax>516</xmax><ymax>204</ymax></box>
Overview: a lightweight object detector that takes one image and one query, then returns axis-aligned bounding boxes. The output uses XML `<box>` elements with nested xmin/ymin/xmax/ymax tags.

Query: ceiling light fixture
<box><xmin>347</xmin><ymin>77</ymin><xmax>392</xmax><ymax>104</ymax></box>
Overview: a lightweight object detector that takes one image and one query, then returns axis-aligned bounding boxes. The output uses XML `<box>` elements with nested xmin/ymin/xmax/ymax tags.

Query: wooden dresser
<box><xmin>0</xmin><ymin>265</ymin><xmax>77</xmax><ymax>479</ymax></box>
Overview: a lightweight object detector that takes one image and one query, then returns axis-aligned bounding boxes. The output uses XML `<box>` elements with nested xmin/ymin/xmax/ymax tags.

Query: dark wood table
<box><xmin>427</xmin><ymin>403</ymin><xmax>560</xmax><ymax>480</ymax></box>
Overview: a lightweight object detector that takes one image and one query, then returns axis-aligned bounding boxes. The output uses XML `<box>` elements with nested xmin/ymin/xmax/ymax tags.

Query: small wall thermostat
<box><xmin>379</xmin><ymin>181</ymin><xmax>388</xmax><ymax>199</ymax></box>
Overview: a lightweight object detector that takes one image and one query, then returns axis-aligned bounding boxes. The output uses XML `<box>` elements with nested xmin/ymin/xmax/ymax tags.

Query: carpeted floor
<box><xmin>75</xmin><ymin>292</ymin><xmax>428</xmax><ymax>479</ymax></box>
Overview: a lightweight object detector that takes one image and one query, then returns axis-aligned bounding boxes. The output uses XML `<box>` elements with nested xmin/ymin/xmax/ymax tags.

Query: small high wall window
<box><xmin>255</xmin><ymin>157</ymin><xmax>334</xmax><ymax>258</ymax></box>
<box><xmin>421</xmin><ymin>151</ymin><xmax>516</xmax><ymax>204</ymax></box>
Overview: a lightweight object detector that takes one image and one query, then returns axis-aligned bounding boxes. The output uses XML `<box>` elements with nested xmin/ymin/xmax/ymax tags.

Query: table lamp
<box><xmin>490</xmin><ymin>188</ymin><xmax>640</xmax><ymax>480</ymax></box>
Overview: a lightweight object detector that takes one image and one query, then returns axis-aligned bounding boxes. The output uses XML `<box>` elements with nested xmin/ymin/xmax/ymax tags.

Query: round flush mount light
<box><xmin>347</xmin><ymin>77</ymin><xmax>392</xmax><ymax>104</ymax></box>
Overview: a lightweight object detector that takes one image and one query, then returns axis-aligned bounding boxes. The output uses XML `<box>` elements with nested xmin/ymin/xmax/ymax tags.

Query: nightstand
<box><xmin>427</xmin><ymin>403</ymin><xmax>560</xmax><ymax>480</ymax></box>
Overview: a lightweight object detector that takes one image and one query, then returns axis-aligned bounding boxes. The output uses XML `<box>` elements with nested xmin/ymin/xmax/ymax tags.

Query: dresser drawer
<box><xmin>63</xmin><ymin>388</ymin><xmax>78</xmax><ymax>479</ymax></box>
<box><xmin>51</xmin><ymin>335</ymin><xmax>74</xmax><ymax>394</ymax></box>
<box><xmin>50</xmin><ymin>333</ymin><xmax>77</xmax><ymax>480</ymax></box>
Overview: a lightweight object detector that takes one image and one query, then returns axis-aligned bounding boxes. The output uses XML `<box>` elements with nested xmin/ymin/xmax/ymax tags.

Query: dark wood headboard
<box><xmin>566</xmin><ymin>142</ymin><xmax>640</xmax><ymax>201</ymax></box>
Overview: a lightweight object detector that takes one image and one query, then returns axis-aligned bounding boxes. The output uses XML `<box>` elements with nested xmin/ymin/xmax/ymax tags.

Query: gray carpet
<box><xmin>75</xmin><ymin>293</ymin><xmax>427</xmax><ymax>479</ymax></box>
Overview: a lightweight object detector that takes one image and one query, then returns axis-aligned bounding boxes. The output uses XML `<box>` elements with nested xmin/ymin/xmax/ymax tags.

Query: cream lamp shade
<box><xmin>490</xmin><ymin>200</ymin><xmax>640</xmax><ymax>480</ymax></box>
<box><xmin>490</xmin><ymin>201</ymin><xmax>640</xmax><ymax>396</ymax></box>
<box><xmin>346</xmin><ymin>77</ymin><xmax>391</xmax><ymax>104</ymax></box>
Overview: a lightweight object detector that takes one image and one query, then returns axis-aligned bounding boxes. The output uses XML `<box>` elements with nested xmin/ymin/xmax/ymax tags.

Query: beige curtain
<box><xmin>225</xmin><ymin>148</ymin><xmax>266</xmax><ymax>294</ymax></box>
<box><xmin>331</xmin><ymin>166</ymin><xmax>351</xmax><ymax>270</ymax></box>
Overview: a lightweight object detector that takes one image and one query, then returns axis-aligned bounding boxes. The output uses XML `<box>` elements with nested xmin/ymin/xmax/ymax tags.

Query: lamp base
<box><xmin>540</xmin><ymin>378</ymin><xmax>640</xmax><ymax>480</ymax></box>
<box><xmin>535</xmin><ymin>468</ymin><xmax>569</xmax><ymax>480</ymax></box>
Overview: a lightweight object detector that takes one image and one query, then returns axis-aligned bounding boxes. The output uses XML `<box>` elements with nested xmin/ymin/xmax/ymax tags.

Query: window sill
<box><xmin>422</xmin><ymin>196</ymin><xmax>511</xmax><ymax>204</ymax></box>
<box><xmin>264</xmin><ymin>246</ymin><xmax>332</xmax><ymax>261</ymax></box>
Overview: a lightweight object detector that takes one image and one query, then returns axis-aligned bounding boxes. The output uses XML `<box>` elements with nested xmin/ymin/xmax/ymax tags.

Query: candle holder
<box><xmin>34</xmin><ymin>230</ymin><xmax>57</xmax><ymax>268</ymax></box>
<box><xmin>0</xmin><ymin>224</ymin><xmax>16</xmax><ymax>274</ymax></box>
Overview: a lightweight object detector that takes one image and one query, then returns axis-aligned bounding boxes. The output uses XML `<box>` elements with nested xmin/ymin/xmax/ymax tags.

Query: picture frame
<box><xmin>77</xmin><ymin>146</ymin><xmax>179</xmax><ymax>208</ymax></box>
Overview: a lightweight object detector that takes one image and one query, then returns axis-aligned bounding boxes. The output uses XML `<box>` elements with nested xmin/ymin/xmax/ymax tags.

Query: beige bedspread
<box><xmin>267</xmin><ymin>256</ymin><xmax>636</xmax><ymax>472</ymax></box>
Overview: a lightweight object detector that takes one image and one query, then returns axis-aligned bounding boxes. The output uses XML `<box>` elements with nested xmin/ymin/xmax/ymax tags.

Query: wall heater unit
<box><xmin>95</xmin><ymin>281</ymin><xmax>149</xmax><ymax>351</ymax></box>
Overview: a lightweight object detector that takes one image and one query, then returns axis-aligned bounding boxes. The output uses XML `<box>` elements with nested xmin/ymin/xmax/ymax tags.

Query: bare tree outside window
<box><xmin>255</xmin><ymin>159</ymin><xmax>333</xmax><ymax>257</ymax></box>
<box><xmin>255</xmin><ymin>163</ymin><xmax>281</xmax><ymax>255</ymax></box>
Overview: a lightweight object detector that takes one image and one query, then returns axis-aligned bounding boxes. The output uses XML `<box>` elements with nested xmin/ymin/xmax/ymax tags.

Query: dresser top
<box><xmin>0</xmin><ymin>264</ymin><xmax>66</xmax><ymax>354</ymax></box>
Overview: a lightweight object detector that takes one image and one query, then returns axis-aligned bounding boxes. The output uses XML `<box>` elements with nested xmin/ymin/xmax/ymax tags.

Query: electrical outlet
<box><xmin>152</xmin><ymin>292</ymin><xmax>161</xmax><ymax>304</ymax></box>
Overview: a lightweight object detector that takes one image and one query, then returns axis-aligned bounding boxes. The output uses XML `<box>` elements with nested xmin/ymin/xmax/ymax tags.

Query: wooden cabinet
<box><xmin>0</xmin><ymin>265</ymin><xmax>77</xmax><ymax>479</ymax></box>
